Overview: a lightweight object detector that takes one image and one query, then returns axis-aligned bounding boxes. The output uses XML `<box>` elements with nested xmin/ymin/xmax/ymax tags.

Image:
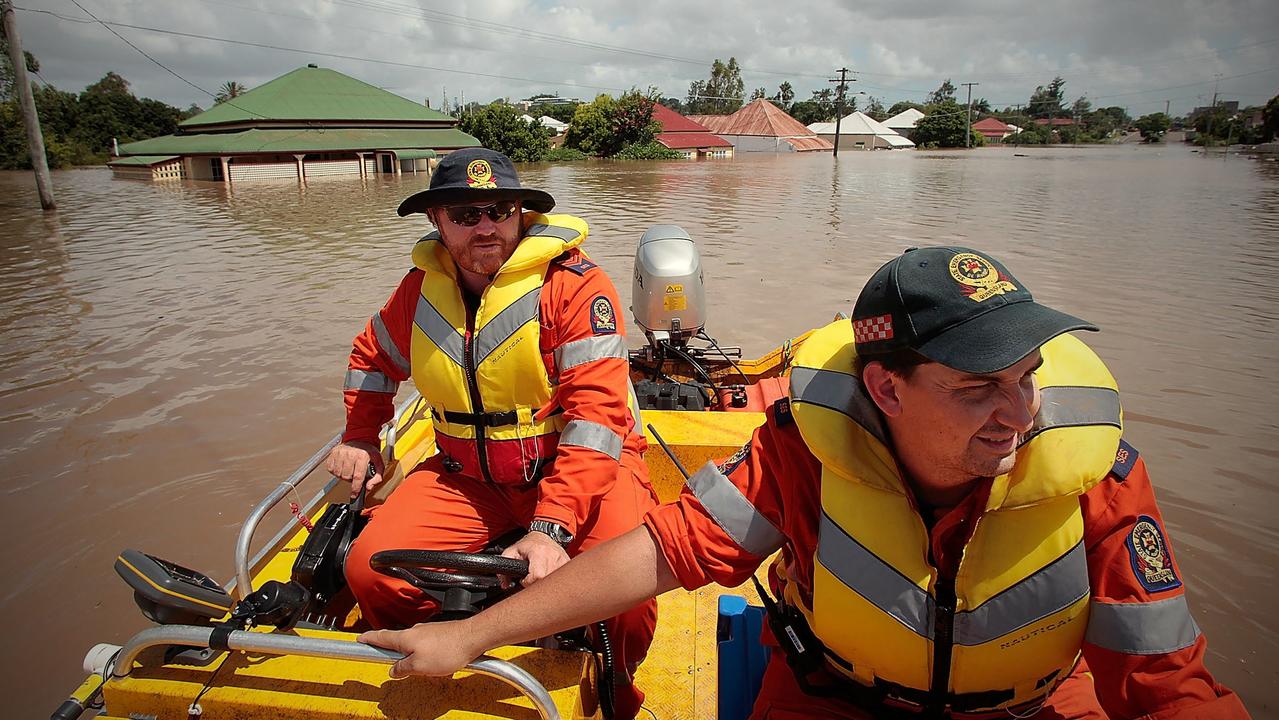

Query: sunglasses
<box><xmin>443</xmin><ymin>201</ymin><xmax>519</xmax><ymax>227</ymax></box>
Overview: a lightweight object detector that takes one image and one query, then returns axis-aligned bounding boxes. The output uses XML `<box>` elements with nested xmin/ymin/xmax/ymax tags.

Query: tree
<box><xmin>685</xmin><ymin>57</ymin><xmax>744</xmax><ymax>115</ymax></box>
<box><xmin>865</xmin><ymin>96</ymin><xmax>887</xmax><ymax>121</ymax></box>
<box><xmin>750</xmin><ymin>87</ymin><xmax>766</xmax><ymax>100</ymax></box>
<box><xmin>972</xmin><ymin>97</ymin><xmax>992</xmax><ymax>116</ymax></box>
<box><xmin>563</xmin><ymin>89</ymin><xmax>661</xmax><ymax>157</ymax></box>
<box><xmin>1263</xmin><ymin>94</ymin><xmax>1279</xmax><ymax>142</ymax></box>
<box><xmin>1071</xmin><ymin>96</ymin><xmax>1092</xmax><ymax>119</ymax></box>
<box><xmin>0</xmin><ymin>31</ymin><xmax>39</xmax><ymax>102</ymax></box>
<box><xmin>527</xmin><ymin>101</ymin><xmax>579</xmax><ymax>123</ymax></box>
<box><xmin>772</xmin><ymin>81</ymin><xmax>794</xmax><ymax>110</ymax></box>
<box><xmin>657</xmin><ymin>96</ymin><xmax>684</xmax><ymax>113</ymax></box>
<box><xmin>215</xmin><ymin>81</ymin><xmax>247</xmax><ymax>104</ymax></box>
<box><xmin>458</xmin><ymin>102</ymin><xmax>550</xmax><ymax>161</ymax></box>
<box><xmin>1134</xmin><ymin>113</ymin><xmax>1171</xmax><ymax>142</ymax></box>
<box><xmin>926</xmin><ymin>78</ymin><xmax>956</xmax><ymax>105</ymax></box>
<box><xmin>912</xmin><ymin>100</ymin><xmax>970</xmax><ymax>147</ymax></box>
<box><xmin>1028</xmin><ymin>77</ymin><xmax>1067</xmax><ymax>119</ymax></box>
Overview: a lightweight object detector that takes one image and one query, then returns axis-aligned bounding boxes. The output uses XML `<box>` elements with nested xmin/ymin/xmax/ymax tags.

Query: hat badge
<box><xmin>466</xmin><ymin>159</ymin><xmax>497</xmax><ymax>189</ymax></box>
<box><xmin>948</xmin><ymin>252</ymin><xmax>1017</xmax><ymax>303</ymax></box>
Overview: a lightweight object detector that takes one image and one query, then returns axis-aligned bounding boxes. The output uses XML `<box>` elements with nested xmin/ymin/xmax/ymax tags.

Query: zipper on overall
<box><xmin>926</xmin><ymin>575</ymin><xmax>957</xmax><ymax>718</ymax></box>
<box><xmin>463</xmin><ymin>302</ymin><xmax>494</xmax><ymax>483</ymax></box>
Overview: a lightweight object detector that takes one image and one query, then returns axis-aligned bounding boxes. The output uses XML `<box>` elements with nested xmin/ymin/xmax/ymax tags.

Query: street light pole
<box><xmin>961</xmin><ymin>82</ymin><xmax>979</xmax><ymax>148</ymax></box>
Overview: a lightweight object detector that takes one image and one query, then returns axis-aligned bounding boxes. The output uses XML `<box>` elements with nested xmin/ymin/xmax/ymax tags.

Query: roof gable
<box><xmin>181</xmin><ymin>66</ymin><xmax>454</xmax><ymax>128</ymax></box>
<box><xmin>883</xmin><ymin>108</ymin><xmax>925</xmax><ymax>128</ymax></box>
<box><xmin>972</xmin><ymin>117</ymin><xmax>1010</xmax><ymax>131</ymax></box>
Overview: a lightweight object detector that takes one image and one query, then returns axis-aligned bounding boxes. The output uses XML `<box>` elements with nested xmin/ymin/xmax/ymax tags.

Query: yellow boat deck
<box><xmin>92</xmin><ymin>404</ymin><xmax>775</xmax><ymax>720</ymax></box>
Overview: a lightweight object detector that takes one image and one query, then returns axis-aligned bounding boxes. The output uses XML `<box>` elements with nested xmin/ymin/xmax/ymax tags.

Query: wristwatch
<box><xmin>528</xmin><ymin>520</ymin><xmax>573</xmax><ymax>548</ymax></box>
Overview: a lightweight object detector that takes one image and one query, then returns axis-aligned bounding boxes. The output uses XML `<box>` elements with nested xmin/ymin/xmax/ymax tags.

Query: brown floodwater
<box><xmin>1</xmin><ymin>146</ymin><xmax>1277</xmax><ymax>717</ymax></box>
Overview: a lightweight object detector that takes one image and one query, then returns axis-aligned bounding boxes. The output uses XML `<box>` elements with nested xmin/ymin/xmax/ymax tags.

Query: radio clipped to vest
<box><xmin>750</xmin><ymin>575</ymin><xmax>825</xmax><ymax>679</ymax></box>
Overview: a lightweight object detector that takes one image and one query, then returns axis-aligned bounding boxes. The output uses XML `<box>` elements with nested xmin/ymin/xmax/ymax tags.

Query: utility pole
<box><xmin>829</xmin><ymin>67</ymin><xmax>853</xmax><ymax>157</ymax></box>
<box><xmin>2</xmin><ymin>0</ymin><xmax>55</xmax><ymax>210</ymax></box>
<box><xmin>961</xmin><ymin>82</ymin><xmax>979</xmax><ymax>148</ymax></box>
<box><xmin>1165</xmin><ymin>99</ymin><xmax>1170</xmax><ymax>117</ymax></box>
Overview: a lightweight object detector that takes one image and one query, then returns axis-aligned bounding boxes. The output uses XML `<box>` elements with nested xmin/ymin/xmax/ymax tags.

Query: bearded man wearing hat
<box><xmin>330</xmin><ymin>148</ymin><xmax>658</xmax><ymax>717</ymax></box>
<box><xmin>362</xmin><ymin>246</ymin><xmax>1249</xmax><ymax>719</ymax></box>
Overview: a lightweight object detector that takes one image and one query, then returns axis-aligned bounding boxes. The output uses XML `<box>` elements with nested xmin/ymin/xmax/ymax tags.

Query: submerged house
<box><xmin>110</xmin><ymin>65</ymin><xmax>478</xmax><ymax>182</ymax></box>
<box><xmin>883</xmin><ymin>107</ymin><xmax>925</xmax><ymax>141</ymax></box>
<box><xmin>690</xmin><ymin>99</ymin><xmax>832</xmax><ymax>152</ymax></box>
<box><xmin>808</xmin><ymin>111</ymin><xmax>915</xmax><ymax>150</ymax></box>
<box><xmin>651</xmin><ymin>103</ymin><xmax>734</xmax><ymax>158</ymax></box>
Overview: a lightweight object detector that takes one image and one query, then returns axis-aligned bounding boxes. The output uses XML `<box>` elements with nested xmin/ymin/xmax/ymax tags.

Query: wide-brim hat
<box><xmin>853</xmin><ymin>246</ymin><xmax>1098</xmax><ymax>374</ymax></box>
<box><xmin>396</xmin><ymin>147</ymin><xmax>555</xmax><ymax>217</ymax></box>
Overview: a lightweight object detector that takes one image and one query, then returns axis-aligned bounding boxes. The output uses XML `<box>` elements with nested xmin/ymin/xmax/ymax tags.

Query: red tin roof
<box><xmin>656</xmin><ymin>132</ymin><xmax>733</xmax><ymax>149</ymax></box>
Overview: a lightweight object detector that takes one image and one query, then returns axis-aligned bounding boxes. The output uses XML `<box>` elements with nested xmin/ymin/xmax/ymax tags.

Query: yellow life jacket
<box><xmin>408</xmin><ymin>213</ymin><xmax>587</xmax><ymax>484</ymax></box>
<box><xmin>785</xmin><ymin>319</ymin><xmax>1123</xmax><ymax>715</ymax></box>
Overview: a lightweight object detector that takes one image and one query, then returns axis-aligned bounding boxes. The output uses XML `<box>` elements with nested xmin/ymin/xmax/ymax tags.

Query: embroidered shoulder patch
<box><xmin>1126</xmin><ymin>515</ymin><xmax>1181</xmax><ymax>593</ymax></box>
<box><xmin>717</xmin><ymin>442</ymin><xmax>751</xmax><ymax>475</ymax></box>
<box><xmin>589</xmin><ymin>295</ymin><xmax>617</xmax><ymax>334</ymax></box>
<box><xmin>558</xmin><ymin>254</ymin><xmax>598</xmax><ymax>276</ymax></box>
<box><xmin>772</xmin><ymin>397</ymin><xmax>794</xmax><ymax>427</ymax></box>
<box><xmin>1111</xmin><ymin>439</ymin><xmax>1139</xmax><ymax>481</ymax></box>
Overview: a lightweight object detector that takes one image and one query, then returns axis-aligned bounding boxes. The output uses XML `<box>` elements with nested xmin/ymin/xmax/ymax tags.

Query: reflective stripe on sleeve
<box><xmin>687</xmin><ymin>461</ymin><xmax>784</xmax><ymax>558</ymax></box>
<box><xmin>344</xmin><ymin>369</ymin><xmax>398</xmax><ymax>394</ymax></box>
<box><xmin>554</xmin><ymin>334</ymin><xmax>628</xmax><ymax>374</ymax></box>
<box><xmin>559</xmin><ymin>419</ymin><xmax>623</xmax><ymax>460</ymax></box>
<box><xmin>370</xmin><ymin>312</ymin><xmax>411</xmax><ymax>377</ymax></box>
<box><xmin>1084</xmin><ymin>595</ymin><xmax>1201</xmax><ymax>655</ymax></box>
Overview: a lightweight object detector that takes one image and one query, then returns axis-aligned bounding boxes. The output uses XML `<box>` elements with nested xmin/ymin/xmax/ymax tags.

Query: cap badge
<box><xmin>466</xmin><ymin>159</ymin><xmax>497</xmax><ymax>189</ymax></box>
<box><xmin>949</xmin><ymin>252</ymin><xmax>1017</xmax><ymax>303</ymax></box>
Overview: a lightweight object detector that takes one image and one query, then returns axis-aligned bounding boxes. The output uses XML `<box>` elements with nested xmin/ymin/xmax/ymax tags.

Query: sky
<box><xmin>11</xmin><ymin>0</ymin><xmax>1279</xmax><ymax>119</ymax></box>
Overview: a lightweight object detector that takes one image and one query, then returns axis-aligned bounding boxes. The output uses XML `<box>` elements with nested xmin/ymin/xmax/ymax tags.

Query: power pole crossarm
<box><xmin>2</xmin><ymin>0</ymin><xmax>56</xmax><ymax>210</ymax></box>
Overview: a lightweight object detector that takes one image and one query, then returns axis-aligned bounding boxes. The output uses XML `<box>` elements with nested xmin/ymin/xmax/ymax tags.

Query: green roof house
<box><xmin>110</xmin><ymin>65</ymin><xmax>479</xmax><ymax>182</ymax></box>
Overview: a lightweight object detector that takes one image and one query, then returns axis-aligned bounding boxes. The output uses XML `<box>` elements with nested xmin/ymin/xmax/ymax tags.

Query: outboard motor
<box><xmin>631</xmin><ymin>225</ymin><xmax>706</xmax><ymax>348</ymax></box>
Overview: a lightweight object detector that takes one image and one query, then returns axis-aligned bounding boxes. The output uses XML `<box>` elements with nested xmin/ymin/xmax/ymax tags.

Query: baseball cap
<box><xmin>852</xmin><ymin>246</ymin><xmax>1098</xmax><ymax>374</ymax></box>
<box><xmin>396</xmin><ymin>147</ymin><xmax>555</xmax><ymax>217</ymax></box>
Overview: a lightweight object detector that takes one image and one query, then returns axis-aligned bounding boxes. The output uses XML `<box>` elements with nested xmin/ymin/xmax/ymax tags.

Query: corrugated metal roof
<box><xmin>394</xmin><ymin>149</ymin><xmax>438</xmax><ymax>160</ymax></box>
<box><xmin>713</xmin><ymin>99</ymin><xmax>817</xmax><ymax>138</ymax></box>
<box><xmin>785</xmin><ymin>137</ymin><xmax>834</xmax><ymax>152</ymax></box>
<box><xmin>652</xmin><ymin>104</ymin><xmax>714</xmax><ymax>133</ymax></box>
<box><xmin>687</xmin><ymin>115</ymin><xmax>730</xmax><ymax>132</ymax></box>
<box><xmin>655</xmin><ymin>132</ymin><xmax>733</xmax><ymax>149</ymax></box>
<box><xmin>119</xmin><ymin>127</ymin><xmax>477</xmax><ymax>155</ymax></box>
<box><xmin>106</xmin><ymin>155</ymin><xmax>180</xmax><ymax>166</ymax></box>
<box><xmin>180</xmin><ymin>67</ymin><xmax>455</xmax><ymax>128</ymax></box>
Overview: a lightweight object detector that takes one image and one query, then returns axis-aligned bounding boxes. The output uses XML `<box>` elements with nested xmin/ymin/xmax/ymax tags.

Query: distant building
<box><xmin>1033</xmin><ymin>118</ymin><xmax>1077</xmax><ymax>127</ymax></box>
<box><xmin>883</xmin><ymin>107</ymin><xmax>925</xmax><ymax>140</ymax></box>
<box><xmin>690</xmin><ymin>99</ymin><xmax>833</xmax><ymax>152</ymax></box>
<box><xmin>651</xmin><ymin>104</ymin><xmax>734</xmax><ymax>158</ymax></box>
<box><xmin>516</xmin><ymin>96</ymin><xmax>582</xmax><ymax>111</ymax></box>
<box><xmin>808</xmin><ymin>111</ymin><xmax>914</xmax><ymax>150</ymax></box>
<box><xmin>110</xmin><ymin>65</ymin><xmax>478</xmax><ymax>182</ymax></box>
<box><xmin>972</xmin><ymin>117</ymin><xmax>1015</xmax><ymax>142</ymax></box>
<box><xmin>519</xmin><ymin>114</ymin><xmax>569</xmax><ymax>135</ymax></box>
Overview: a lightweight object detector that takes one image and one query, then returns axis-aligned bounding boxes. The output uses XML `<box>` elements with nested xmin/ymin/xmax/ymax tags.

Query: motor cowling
<box><xmin>631</xmin><ymin>225</ymin><xmax>706</xmax><ymax>347</ymax></box>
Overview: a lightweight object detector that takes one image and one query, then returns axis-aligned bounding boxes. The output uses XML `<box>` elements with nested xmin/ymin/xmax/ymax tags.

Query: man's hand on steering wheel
<box><xmin>500</xmin><ymin>531</ymin><xmax>570</xmax><ymax>588</ymax></box>
<box><xmin>325</xmin><ymin>440</ymin><xmax>385</xmax><ymax>498</ymax></box>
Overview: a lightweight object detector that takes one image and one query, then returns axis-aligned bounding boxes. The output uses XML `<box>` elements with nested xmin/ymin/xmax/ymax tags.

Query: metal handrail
<box><xmin>106</xmin><ymin>625</ymin><xmax>559</xmax><ymax>720</ymax></box>
<box><xmin>232</xmin><ymin>389</ymin><xmax>422</xmax><ymax>597</ymax></box>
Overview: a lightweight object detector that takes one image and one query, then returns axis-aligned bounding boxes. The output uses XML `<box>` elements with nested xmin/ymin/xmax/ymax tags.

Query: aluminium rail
<box><xmin>232</xmin><ymin>389</ymin><xmax>422</xmax><ymax>597</ymax></box>
<box><xmin>104</xmin><ymin>624</ymin><xmax>559</xmax><ymax>720</ymax></box>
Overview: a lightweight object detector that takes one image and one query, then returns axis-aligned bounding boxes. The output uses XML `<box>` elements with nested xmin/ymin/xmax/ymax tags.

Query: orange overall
<box><xmin>645</xmin><ymin>403</ymin><xmax>1250</xmax><ymax>720</ymax></box>
<box><xmin>341</xmin><ymin>246</ymin><xmax>657</xmax><ymax>718</ymax></box>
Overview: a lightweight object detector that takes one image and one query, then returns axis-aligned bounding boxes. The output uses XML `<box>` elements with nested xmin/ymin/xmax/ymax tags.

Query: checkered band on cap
<box><xmin>854</xmin><ymin>314</ymin><xmax>894</xmax><ymax>343</ymax></box>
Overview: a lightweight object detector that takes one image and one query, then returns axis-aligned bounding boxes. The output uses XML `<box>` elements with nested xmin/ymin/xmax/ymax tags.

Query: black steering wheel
<box><xmin>369</xmin><ymin>550</ymin><xmax>529</xmax><ymax>593</ymax></box>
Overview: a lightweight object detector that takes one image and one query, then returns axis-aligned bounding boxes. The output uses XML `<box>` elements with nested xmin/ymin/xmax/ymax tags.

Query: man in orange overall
<box><xmin>327</xmin><ymin>148</ymin><xmax>657</xmax><ymax>718</ymax></box>
<box><xmin>361</xmin><ymin>246</ymin><xmax>1250</xmax><ymax>719</ymax></box>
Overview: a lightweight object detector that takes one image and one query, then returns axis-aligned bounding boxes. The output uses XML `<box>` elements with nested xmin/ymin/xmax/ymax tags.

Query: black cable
<box><xmin>593</xmin><ymin>621</ymin><xmax>617</xmax><ymax>720</ymax></box>
<box><xmin>697</xmin><ymin>330</ymin><xmax>751</xmax><ymax>388</ymax></box>
<box><xmin>187</xmin><ymin>651</ymin><xmax>232</xmax><ymax>718</ymax></box>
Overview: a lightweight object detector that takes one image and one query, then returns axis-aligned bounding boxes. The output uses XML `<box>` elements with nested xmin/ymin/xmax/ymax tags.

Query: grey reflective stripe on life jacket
<box><xmin>1084</xmin><ymin>595</ymin><xmax>1201</xmax><ymax>655</ymax></box>
<box><xmin>1024</xmin><ymin>386</ymin><xmax>1122</xmax><ymax>442</ymax></box>
<box><xmin>370</xmin><ymin>312</ymin><xmax>411</xmax><ymax>377</ymax></box>
<box><xmin>471</xmin><ymin>287</ymin><xmax>542</xmax><ymax>365</ymax></box>
<box><xmin>687</xmin><ymin>461</ymin><xmax>784</xmax><ymax>557</ymax></box>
